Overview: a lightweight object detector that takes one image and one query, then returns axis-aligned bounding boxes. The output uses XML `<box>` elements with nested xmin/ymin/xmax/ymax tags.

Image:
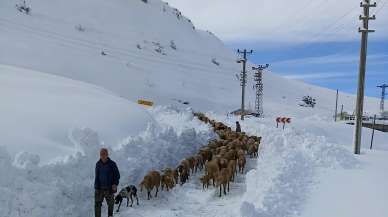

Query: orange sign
<box><xmin>137</xmin><ymin>99</ymin><xmax>154</xmax><ymax>107</ymax></box>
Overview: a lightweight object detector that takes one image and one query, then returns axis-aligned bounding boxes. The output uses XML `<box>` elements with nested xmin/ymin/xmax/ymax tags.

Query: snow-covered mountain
<box><xmin>0</xmin><ymin>0</ymin><xmax>387</xmax><ymax>217</ymax></box>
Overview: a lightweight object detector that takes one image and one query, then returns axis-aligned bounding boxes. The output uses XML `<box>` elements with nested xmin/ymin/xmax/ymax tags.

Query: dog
<box><xmin>115</xmin><ymin>185</ymin><xmax>139</xmax><ymax>212</ymax></box>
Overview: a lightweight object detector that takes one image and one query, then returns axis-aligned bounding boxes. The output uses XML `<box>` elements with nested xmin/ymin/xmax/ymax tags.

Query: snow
<box><xmin>300</xmin><ymin>151</ymin><xmax>388</xmax><ymax>217</ymax></box>
<box><xmin>0</xmin><ymin>0</ymin><xmax>387</xmax><ymax>217</ymax></box>
<box><xmin>0</xmin><ymin>64</ymin><xmax>155</xmax><ymax>165</ymax></box>
<box><xmin>0</xmin><ymin>102</ymin><xmax>214</xmax><ymax>217</ymax></box>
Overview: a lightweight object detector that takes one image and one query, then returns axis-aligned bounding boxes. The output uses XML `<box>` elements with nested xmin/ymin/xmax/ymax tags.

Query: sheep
<box><xmin>199</xmin><ymin>148</ymin><xmax>212</xmax><ymax>162</ymax></box>
<box><xmin>217</xmin><ymin>157</ymin><xmax>228</xmax><ymax>170</ymax></box>
<box><xmin>248</xmin><ymin>143</ymin><xmax>259</xmax><ymax>158</ymax></box>
<box><xmin>237</xmin><ymin>149</ymin><xmax>245</xmax><ymax>159</ymax></box>
<box><xmin>227</xmin><ymin>159</ymin><xmax>237</xmax><ymax>182</ymax></box>
<box><xmin>205</xmin><ymin>160</ymin><xmax>219</xmax><ymax>186</ymax></box>
<box><xmin>217</xmin><ymin>130</ymin><xmax>227</xmax><ymax>140</ymax></box>
<box><xmin>179</xmin><ymin>159</ymin><xmax>190</xmax><ymax>174</ymax></box>
<box><xmin>188</xmin><ymin>156</ymin><xmax>196</xmax><ymax>174</ymax></box>
<box><xmin>161</xmin><ymin>174</ymin><xmax>175</xmax><ymax>191</ymax></box>
<box><xmin>238</xmin><ymin>155</ymin><xmax>246</xmax><ymax>174</ymax></box>
<box><xmin>177</xmin><ymin>164</ymin><xmax>189</xmax><ymax>185</ymax></box>
<box><xmin>182</xmin><ymin>169</ymin><xmax>189</xmax><ymax>184</ymax></box>
<box><xmin>214</xmin><ymin>122</ymin><xmax>227</xmax><ymax>131</ymax></box>
<box><xmin>194</xmin><ymin>154</ymin><xmax>204</xmax><ymax>172</ymax></box>
<box><xmin>216</xmin><ymin>168</ymin><xmax>230</xmax><ymax>197</ymax></box>
<box><xmin>163</xmin><ymin>168</ymin><xmax>178</xmax><ymax>185</ymax></box>
<box><xmin>225</xmin><ymin>149</ymin><xmax>237</xmax><ymax>161</ymax></box>
<box><xmin>200</xmin><ymin>174</ymin><xmax>210</xmax><ymax>189</ymax></box>
<box><xmin>140</xmin><ymin>170</ymin><xmax>161</xmax><ymax>200</ymax></box>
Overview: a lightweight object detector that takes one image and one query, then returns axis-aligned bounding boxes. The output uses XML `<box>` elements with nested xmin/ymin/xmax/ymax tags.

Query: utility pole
<box><xmin>340</xmin><ymin>104</ymin><xmax>344</xmax><ymax>120</ymax></box>
<box><xmin>237</xmin><ymin>49</ymin><xmax>253</xmax><ymax>121</ymax></box>
<box><xmin>377</xmin><ymin>84</ymin><xmax>388</xmax><ymax>113</ymax></box>
<box><xmin>353</xmin><ymin>0</ymin><xmax>376</xmax><ymax>155</ymax></box>
<box><xmin>335</xmin><ymin>89</ymin><xmax>339</xmax><ymax>122</ymax></box>
<box><xmin>252</xmin><ymin>64</ymin><xmax>269</xmax><ymax>118</ymax></box>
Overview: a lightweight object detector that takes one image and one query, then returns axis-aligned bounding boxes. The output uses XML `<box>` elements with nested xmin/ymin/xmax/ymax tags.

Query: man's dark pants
<box><xmin>95</xmin><ymin>189</ymin><xmax>114</xmax><ymax>217</ymax></box>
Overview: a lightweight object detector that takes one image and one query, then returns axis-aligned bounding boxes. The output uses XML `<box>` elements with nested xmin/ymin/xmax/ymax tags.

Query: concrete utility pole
<box><xmin>252</xmin><ymin>64</ymin><xmax>269</xmax><ymax>118</ymax></box>
<box><xmin>353</xmin><ymin>0</ymin><xmax>376</xmax><ymax>155</ymax></box>
<box><xmin>237</xmin><ymin>49</ymin><xmax>253</xmax><ymax>121</ymax></box>
<box><xmin>377</xmin><ymin>84</ymin><xmax>388</xmax><ymax>113</ymax></box>
<box><xmin>335</xmin><ymin>89</ymin><xmax>339</xmax><ymax>122</ymax></box>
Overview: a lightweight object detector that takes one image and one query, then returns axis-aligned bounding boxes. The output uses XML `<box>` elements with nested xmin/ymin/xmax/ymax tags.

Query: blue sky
<box><xmin>227</xmin><ymin>40</ymin><xmax>388</xmax><ymax>98</ymax></box>
<box><xmin>165</xmin><ymin>0</ymin><xmax>388</xmax><ymax>97</ymax></box>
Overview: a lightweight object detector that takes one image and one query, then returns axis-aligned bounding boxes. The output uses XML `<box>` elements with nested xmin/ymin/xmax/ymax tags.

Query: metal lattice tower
<box><xmin>252</xmin><ymin>64</ymin><xmax>269</xmax><ymax>117</ymax></box>
<box><xmin>377</xmin><ymin>84</ymin><xmax>388</xmax><ymax>113</ymax></box>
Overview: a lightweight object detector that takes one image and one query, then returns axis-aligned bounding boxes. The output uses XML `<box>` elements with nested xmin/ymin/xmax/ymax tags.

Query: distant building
<box><xmin>337</xmin><ymin>112</ymin><xmax>370</xmax><ymax>121</ymax></box>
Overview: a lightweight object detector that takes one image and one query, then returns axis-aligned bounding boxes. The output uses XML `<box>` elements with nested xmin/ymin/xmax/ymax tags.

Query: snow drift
<box><xmin>0</xmin><ymin>64</ymin><xmax>155</xmax><ymax>164</ymax></box>
<box><xmin>0</xmin><ymin>104</ymin><xmax>215</xmax><ymax>217</ymax></box>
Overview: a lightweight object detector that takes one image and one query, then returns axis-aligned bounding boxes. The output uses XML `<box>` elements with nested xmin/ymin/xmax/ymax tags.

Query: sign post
<box><xmin>276</xmin><ymin>117</ymin><xmax>281</xmax><ymax>128</ymax></box>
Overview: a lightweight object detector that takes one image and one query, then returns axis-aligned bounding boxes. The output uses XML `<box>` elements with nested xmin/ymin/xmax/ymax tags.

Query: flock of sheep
<box><xmin>139</xmin><ymin>113</ymin><xmax>261</xmax><ymax>199</ymax></box>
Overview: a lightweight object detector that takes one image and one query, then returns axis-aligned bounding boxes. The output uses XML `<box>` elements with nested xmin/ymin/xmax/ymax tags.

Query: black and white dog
<box><xmin>115</xmin><ymin>185</ymin><xmax>139</xmax><ymax>212</ymax></box>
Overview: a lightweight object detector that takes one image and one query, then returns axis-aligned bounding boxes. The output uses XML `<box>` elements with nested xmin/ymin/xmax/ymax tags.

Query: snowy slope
<box><xmin>0</xmin><ymin>64</ymin><xmax>157</xmax><ymax>164</ymax></box>
<box><xmin>0</xmin><ymin>0</ymin><xmax>383</xmax><ymax>116</ymax></box>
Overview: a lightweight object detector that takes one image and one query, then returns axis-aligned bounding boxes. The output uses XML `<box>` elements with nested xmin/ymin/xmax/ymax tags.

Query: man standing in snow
<box><xmin>95</xmin><ymin>148</ymin><xmax>120</xmax><ymax>217</ymax></box>
<box><xmin>236</xmin><ymin>121</ymin><xmax>241</xmax><ymax>133</ymax></box>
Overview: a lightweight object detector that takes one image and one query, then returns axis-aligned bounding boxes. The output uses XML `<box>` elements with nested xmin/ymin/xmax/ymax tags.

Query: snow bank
<box><xmin>0</xmin><ymin>64</ymin><xmax>154</xmax><ymax>164</ymax></box>
<box><xmin>0</xmin><ymin>106</ymin><xmax>214</xmax><ymax>217</ymax></box>
<box><xmin>205</xmin><ymin>113</ymin><xmax>360</xmax><ymax>217</ymax></box>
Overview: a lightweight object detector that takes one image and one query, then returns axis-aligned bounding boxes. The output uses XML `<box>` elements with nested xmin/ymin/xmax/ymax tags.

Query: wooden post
<box><xmin>335</xmin><ymin>89</ymin><xmax>339</xmax><ymax>122</ymax></box>
<box><xmin>370</xmin><ymin>114</ymin><xmax>377</xmax><ymax>150</ymax></box>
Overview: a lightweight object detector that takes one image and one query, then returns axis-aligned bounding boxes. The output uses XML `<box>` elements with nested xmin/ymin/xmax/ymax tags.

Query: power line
<box><xmin>376</xmin><ymin>0</ymin><xmax>388</xmax><ymax>14</ymax></box>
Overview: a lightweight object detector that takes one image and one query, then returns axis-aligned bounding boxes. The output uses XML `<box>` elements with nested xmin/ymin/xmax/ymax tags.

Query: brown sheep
<box><xmin>177</xmin><ymin>164</ymin><xmax>189</xmax><ymax>185</ymax></box>
<box><xmin>194</xmin><ymin>154</ymin><xmax>204</xmax><ymax>172</ymax></box>
<box><xmin>216</xmin><ymin>168</ymin><xmax>230</xmax><ymax>197</ymax></box>
<box><xmin>217</xmin><ymin>157</ymin><xmax>228</xmax><ymax>170</ymax></box>
<box><xmin>227</xmin><ymin>159</ymin><xmax>237</xmax><ymax>182</ymax></box>
<box><xmin>182</xmin><ymin>169</ymin><xmax>189</xmax><ymax>185</ymax></box>
<box><xmin>238</xmin><ymin>155</ymin><xmax>246</xmax><ymax>174</ymax></box>
<box><xmin>200</xmin><ymin>174</ymin><xmax>210</xmax><ymax>189</ymax></box>
<box><xmin>199</xmin><ymin>148</ymin><xmax>212</xmax><ymax>162</ymax></box>
<box><xmin>248</xmin><ymin>143</ymin><xmax>259</xmax><ymax>158</ymax></box>
<box><xmin>180</xmin><ymin>159</ymin><xmax>190</xmax><ymax>173</ymax></box>
<box><xmin>225</xmin><ymin>149</ymin><xmax>237</xmax><ymax>161</ymax></box>
<box><xmin>217</xmin><ymin>130</ymin><xmax>227</xmax><ymax>140</ymax></box>
<box><xmin>161</xmin><ymin>174</ymin><xmax>175</xmax><ymax>191</ymax></box>
<box><xmin>205</xmin><ymin>160</ymin><xmax>219</xmax><ymax>186</ymax></box>
<box><xmin>187</xmin><ymin>156</ymin><xmax>196</xmax><ymax>174</ymax></box>
<box><xmin>237</xmin><ymin>149</ymin><xmax>245</xmax><ymax>158</ymax></box>
<box><xmin>163</xmin><ymin>168</ymin><xmax>177</xmax><ymax>186</ymax></box>
<box><xmin>140</xmin><ymin>170</ymin><xmax>161</xmax><ymax>200</ymax></box>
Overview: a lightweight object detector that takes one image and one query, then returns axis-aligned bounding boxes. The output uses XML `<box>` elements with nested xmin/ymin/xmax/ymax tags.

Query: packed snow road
<box><xmin>118</xmin><ymin>158</ymin><xmax>257</xmax><ymax>217</ymax></box>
